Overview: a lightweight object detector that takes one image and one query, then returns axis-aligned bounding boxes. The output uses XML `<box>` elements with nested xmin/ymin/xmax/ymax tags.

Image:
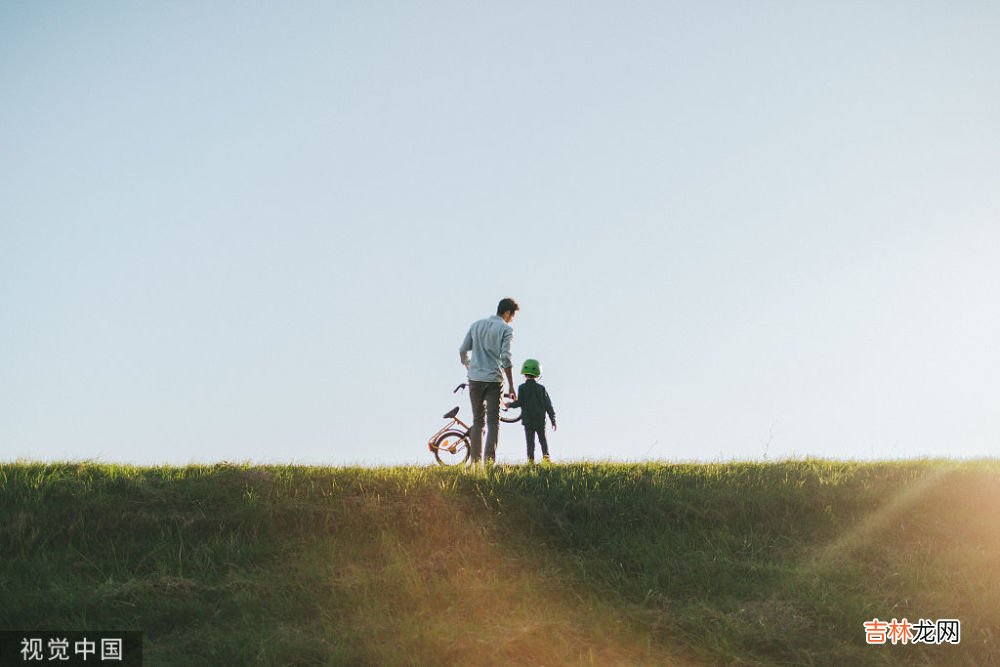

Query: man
<box><xmin>459</xmin><ymin>297</ymin><xmax>519</xmax><ymax>464</ymax></box>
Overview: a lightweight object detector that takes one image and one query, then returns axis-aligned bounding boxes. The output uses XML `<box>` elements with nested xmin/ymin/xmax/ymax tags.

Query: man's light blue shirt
<box><xmin>459</xmin><ymin>315</ymin><xmax>513</xmax><ymax>382</ymax></box>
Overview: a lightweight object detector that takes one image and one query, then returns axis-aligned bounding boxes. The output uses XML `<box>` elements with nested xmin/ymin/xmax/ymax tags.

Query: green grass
<box><xmin>2</xmin><ymin>459</ymin><xmax>998</xmax><ymax>665</ymax></box>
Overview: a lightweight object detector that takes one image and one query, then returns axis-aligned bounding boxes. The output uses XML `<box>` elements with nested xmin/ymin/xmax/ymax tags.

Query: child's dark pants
<box><xmin>524</xmin><ymin>426</ymin><xmax>549</xmax><ymax>461</ymax></box>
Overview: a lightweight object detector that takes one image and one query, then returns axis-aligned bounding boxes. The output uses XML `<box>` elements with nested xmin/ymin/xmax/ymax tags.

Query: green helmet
<box><xmin>520</xmin><ymin>358</ymin><xmax>542</xmax><ymax>377</ymax></box>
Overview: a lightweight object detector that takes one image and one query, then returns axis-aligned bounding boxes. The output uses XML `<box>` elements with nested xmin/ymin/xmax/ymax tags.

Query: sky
<box><xmin>2</xmin><ymin>1</ymin><xmax>998</xmax><ymax>465</ymax></box>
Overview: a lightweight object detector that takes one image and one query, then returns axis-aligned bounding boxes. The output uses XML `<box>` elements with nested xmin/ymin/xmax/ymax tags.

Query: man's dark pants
<box><xmin>468</xmin><ymin>380</ymin><xmax>501</xmax><ymax>463</ymax></box>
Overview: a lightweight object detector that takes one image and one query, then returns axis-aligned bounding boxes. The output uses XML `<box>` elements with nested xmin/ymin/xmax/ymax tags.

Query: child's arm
<box><xmin>507</xmin><ymin>383</ymin><xmax>525</xmax><ymax>409</ymax></box>
<box><xmin>544</xmin><ymin>388</ymin><xmax>556</xmax><ymax>430</ymax></box>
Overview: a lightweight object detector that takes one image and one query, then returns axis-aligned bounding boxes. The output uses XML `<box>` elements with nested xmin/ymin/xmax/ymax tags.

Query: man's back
<box><xmin>460</xmin><ymin>315</ymin><xmax>513</xmax><ymax>382</ymax></box>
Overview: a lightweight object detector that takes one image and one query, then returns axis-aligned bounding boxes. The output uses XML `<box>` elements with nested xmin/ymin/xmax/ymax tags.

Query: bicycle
<box><xmin>426</xmin><ymin>383</ymin><xmax>521</xmax><ymax>466</ymax></box>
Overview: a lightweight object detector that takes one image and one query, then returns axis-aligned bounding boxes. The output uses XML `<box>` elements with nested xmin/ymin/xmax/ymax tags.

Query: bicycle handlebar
<box><xmin>447</xmin><ymin>381</ymin><xmax>522</xmax><ymax>423</ymax></box>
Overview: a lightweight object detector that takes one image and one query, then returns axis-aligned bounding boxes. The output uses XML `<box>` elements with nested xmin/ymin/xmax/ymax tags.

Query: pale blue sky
<box><xmin>2</xmin><ymin>2</ymin><xmax>998</xmax><ymax>465</ymax></box>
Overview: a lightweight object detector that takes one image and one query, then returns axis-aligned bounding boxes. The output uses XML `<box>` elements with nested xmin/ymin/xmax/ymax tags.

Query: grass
<box><xmin>1</xmin><ymin>459</ymin><xmax>998</xmax><ymax>665</ymax></box>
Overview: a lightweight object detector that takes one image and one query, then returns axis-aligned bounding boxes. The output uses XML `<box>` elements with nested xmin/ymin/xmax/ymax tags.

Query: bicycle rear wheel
<box><xmin>432</xmin><ymin>430</ymin><xmax>471</xmax><ymax>466</ymax></box>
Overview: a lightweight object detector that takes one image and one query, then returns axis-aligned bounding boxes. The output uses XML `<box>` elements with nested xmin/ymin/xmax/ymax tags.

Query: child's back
<box><xmin>516</xmin><ymin>378</ymin><xmax>555</xmax><ymax>430</ymax></box>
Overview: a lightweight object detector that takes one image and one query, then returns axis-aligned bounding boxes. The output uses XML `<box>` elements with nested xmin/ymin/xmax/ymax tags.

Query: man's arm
<box><xmin>459</xmin><ymin>328</ymin><xmax>472</xmax><ymax>367</ymax></box>
<box><xmin>500</xmin><ymin>326</ymin><xmax>514</xmax><ymax>397</ymax></box>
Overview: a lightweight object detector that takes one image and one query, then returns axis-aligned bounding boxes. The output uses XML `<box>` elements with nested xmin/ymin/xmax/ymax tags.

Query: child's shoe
<box><xmin>542</xmin><ymin>454</ymin><xmax>551</xmax><ymax>463</ymax></box>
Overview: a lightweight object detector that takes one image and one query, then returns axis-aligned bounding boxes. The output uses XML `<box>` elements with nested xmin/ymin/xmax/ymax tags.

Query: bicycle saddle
<box><xmin>443</xmin><ymin>406</ymin><xmax>459</xmax><ymax>419</ymax></box>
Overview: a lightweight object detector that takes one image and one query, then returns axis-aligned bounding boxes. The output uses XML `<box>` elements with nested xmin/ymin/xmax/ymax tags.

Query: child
<box><xmin>507</xmin><ymin>358</ymin><xmax>557</xmax><ymax>463</ymax></box>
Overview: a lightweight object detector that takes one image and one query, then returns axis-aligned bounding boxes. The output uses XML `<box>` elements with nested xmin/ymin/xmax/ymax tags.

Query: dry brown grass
<box><xmin>318</xmin><ymin>488</ymin><xmax>700</xmax><ymax>666</ymax></box>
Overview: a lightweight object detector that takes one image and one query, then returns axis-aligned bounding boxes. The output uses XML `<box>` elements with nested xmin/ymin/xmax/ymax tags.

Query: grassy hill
<box><xmin>2</xmin><ymin>459</ymin><xmax>998</xmax><ymax>666</ymax></box>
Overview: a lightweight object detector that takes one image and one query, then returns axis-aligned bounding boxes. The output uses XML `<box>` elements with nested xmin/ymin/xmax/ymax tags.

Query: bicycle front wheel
<box><xmin>432</xmin><ymin>430</ymin><xmax>471</xmax><ymax>466</ymax></box>
<box><xmin>500</xmin><ymin>403</ymin><xmax>522</xmax><ymax>423</ymax></box>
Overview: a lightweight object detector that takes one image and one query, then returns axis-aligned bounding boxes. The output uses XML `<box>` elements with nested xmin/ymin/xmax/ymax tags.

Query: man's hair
<box><xmin>497</xmin><ymin>297</ymin><xmax>520</xmax><ymax>316</ymax></box>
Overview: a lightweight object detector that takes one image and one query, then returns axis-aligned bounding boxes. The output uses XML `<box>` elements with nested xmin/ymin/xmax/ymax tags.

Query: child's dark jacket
<box><xmin>510</xmin><ymin>379</ymin><xmax>556</xmax><ymax>430</ymax></box>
